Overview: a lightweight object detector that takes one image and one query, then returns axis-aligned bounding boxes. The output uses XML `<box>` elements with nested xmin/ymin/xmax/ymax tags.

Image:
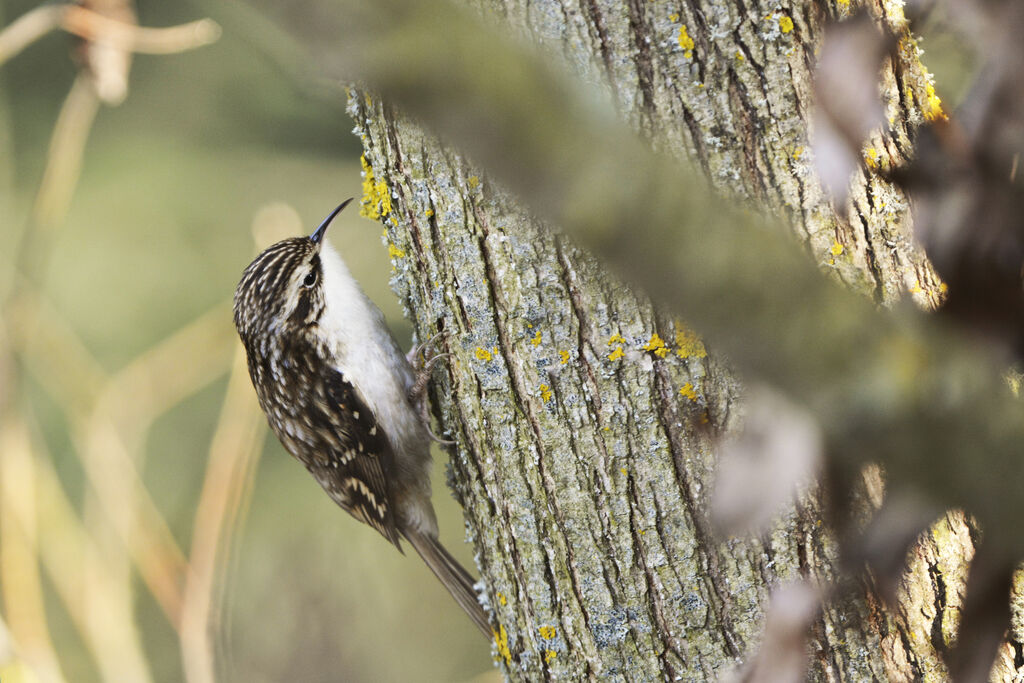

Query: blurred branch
<box><xmin>0</xmin><ymin>4</ymin><xmax>226</xmax><ymax>679</ymax></box>
<box><xmin>0</xmin><ymin>417</ymin><xmax>67</xmax><ymax>683</ymax></box>
<box><xmin>30</xmin><ymin>73</ymin><xmax>99</xmax><ymax>234</ymax></box>
<box><xmin>73</xmin><ymin>411</ymin><xmax>188</xmax><ymax>626</ymax></box>
<box><xmin>181</xmin><ymin>351</ymin><xmax>266</xmax><ymax>683</ymax></box>
<box><xmin>4</xmin><ymin>1</ymin><xmax>221</xmax><ymax>274</ymax></box>
<box><xmin>62</xmin><ymin>6</ymin><xmax>221</xmax><ymax>55</ymax></box>
<box><xmin>7</xmin><ymin>289</ymin><xmax>109</xmax><ymax>413</ymax></box>
<box><xmin>24</xmin><ymin>417</ymin><xmax>154</xmax><ymax>683</ymax></box>
<box><xmin>97</xmin><ymin>303</ymin><xmax>235</xmax><ymax>444</ymax></box>
<box><xmin>0</xmin><ymin>5</ymin><xmax>67</xmax><ymax>68</ymax></box>
<box><xmin>0</xmin><ymin>4</ymin><xmax>220</xmax><ymax>68</ymax></box>
<box><xmin>10</xmin><ymin>294</ymin><xmax>239</xmax><ymax>631</ymax></box>
<box><xmin>264</xmin><ymin>0</ymin><xmax>1024</xmax><ymax>551</ymax></box>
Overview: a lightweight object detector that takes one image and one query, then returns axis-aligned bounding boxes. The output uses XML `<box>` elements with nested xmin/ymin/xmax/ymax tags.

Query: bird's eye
<box><xmin>303</xmin><ymin>270</ymin><xmax>318</xmax><ymax>288</ymax></box>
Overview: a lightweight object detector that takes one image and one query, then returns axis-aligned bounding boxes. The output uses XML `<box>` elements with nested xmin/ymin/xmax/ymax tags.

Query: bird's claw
<box><xmin>408</xmin><ymin>332</ymin><xmax>455</xmax><ymax>446</ymax></box>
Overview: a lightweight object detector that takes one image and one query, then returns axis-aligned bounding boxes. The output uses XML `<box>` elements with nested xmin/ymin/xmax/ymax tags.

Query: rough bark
<box><xmin>344</xmin><ymin>0</ymin><xmax>1022</xmax><ymax>679</ymax></box>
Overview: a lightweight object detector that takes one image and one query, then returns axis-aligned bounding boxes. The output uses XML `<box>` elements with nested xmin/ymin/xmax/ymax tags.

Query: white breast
<box><xmin>316</xmin><ymin>239</ymin><xmax>423</xmax><ymax>455</ymax></box>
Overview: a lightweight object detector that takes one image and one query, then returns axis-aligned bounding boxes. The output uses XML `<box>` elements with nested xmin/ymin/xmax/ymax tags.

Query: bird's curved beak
<box><xmin>309</xmin><ymin>197</ymin><xmax>354</xmax><ymax>244</ymax></box>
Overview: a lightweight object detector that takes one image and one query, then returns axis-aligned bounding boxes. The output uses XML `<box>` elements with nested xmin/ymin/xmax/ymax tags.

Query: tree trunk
<box><xmin>346</xmin><ymin>0</ymin><xmax>1022</xmax><ymax>679</ymax></box>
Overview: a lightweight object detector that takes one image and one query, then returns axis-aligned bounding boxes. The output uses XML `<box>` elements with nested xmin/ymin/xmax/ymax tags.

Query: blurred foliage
<box><xmin>0</xmin><ymin>1</ymin><xmax>492</xmax><ymax>681</ymax></box>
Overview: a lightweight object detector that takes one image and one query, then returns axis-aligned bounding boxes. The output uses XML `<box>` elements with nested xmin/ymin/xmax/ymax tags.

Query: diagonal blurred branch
<box><xmin>1</xmin><ymin>4</ymin><xmax>225</xmax><ymax>679</ymax></box>
<box><xmin>97</xmin><ymin>303</ymin><xmax>235</xmax><ymax>447</ymax></box>
<box><xmin>9</xmin><ymin>293</ymin><xmax>237</xmax><ymax>630</ymax></box>
<box><xmin>180</xmin><ymin>350</ymin><xmax>266</xmax><ymax>683</ymax></box>
<box><xmin>29</xmin><ymin>73</ymin><xmax>100</xmax><ymax>248</ymax></box>
<box><xmin>0</xmin><ymin>417</ymin><xmax>67</xmax><ymax>683</ymax></box>
<box><xmin>23</xmin><ymin>416</ymin><xmax>154</xmax><ymax>683</ymax></box>
<box><xmin>62</xmin><ymin>6</ymin><xmax>221</xmax><ymax>55</ymax></box>
<box><xmin>0</xmin><ymin>6</ymin><xmax>69</xmax><ymax>68</ymax></box>
<box><xmin>0</xmin><ymin>4</ymin><xmax>220</xmax><ymax>68</ymax></box>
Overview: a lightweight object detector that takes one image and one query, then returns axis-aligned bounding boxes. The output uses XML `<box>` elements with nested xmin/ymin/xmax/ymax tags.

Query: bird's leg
<box><xmin>407</xmin><ymin>330</ymin><xmax>445</xmax><ymax>367</ymax></box>
<box><xmin>408</xmin><ymin>333</ymin><xmax>455</xmax><ymax>445</ymax></box>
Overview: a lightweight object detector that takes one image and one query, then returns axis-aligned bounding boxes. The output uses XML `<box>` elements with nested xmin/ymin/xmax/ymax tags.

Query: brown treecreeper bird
<box><xmin>233</xmin><ymin>199</ymin><xmax>489</xmax><ymax>637</ymax></box>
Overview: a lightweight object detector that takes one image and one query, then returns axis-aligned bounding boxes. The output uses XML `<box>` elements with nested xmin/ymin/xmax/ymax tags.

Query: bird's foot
<box><xmin>408</xmin><ymin>332</ymin><xmax>455</xmax><ymax>445</ymax></box>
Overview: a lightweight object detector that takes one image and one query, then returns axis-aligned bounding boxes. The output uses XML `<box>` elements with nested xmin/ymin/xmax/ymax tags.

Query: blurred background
<box><xmin>0</xmin><ymin>1</ymin><xmax>494</xmax><ymax>681</ymax></box>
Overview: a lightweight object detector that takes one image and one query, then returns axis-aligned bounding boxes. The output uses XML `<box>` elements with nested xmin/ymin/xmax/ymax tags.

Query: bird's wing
<box><xmin>314</xmin><ymin>367</ymin><xmax>403</xmax><ymax>549</ymax></box>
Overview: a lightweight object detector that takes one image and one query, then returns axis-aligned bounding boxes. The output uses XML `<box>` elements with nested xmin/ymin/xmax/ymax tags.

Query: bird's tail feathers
<box><xmin>402</xmin><ymin>528</ymin><xmax>492</xmax><ymax>639</ymax></box>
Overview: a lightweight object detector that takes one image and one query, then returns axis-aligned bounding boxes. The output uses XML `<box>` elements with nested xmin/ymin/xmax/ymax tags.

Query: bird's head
<box><xmin>233</xmin><ymin>198</ymin><xmax>352</xmax><ymax>346</ymax></box>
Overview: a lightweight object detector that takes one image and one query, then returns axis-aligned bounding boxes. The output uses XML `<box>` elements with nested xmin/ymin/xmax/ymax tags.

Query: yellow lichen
<box><xmin>545</xmin><ymin>650</ymin><xmax>557</xmax><ymax>663</ymax></box>
<box><xmin>620</xmin><ymin>467</ymin><xmax>627</xmax><ymax>475</ymax></box>
<box><xmin>539</xmin><ymin>626</ymin><xmax>557</xmax><ymax>639</ymax></box>
<box><xmin>493</xmin><ymin>625</ymin><xmax>512</xmax><ymax>665</ymax></box>
<box><xmin>924</xmin><ymin>83</ymin><xmax>946</xmax><ymax>122</ymax></box>
<box><xmin>679</xmin><ymin>382</ymin><xmax>698</xmax><ymax>400</ymax></box>
<box><xmin>425</xmin><ymin>208</ymin><xmax>434</xmax><ymax>218</ymax></box>
<box><xmin>642</xmin><ymin>333</ymin><xmax>670</xmax><ymax>358</ymax></box>
<box><xmin>669</xmin><ymin>13</ymin><xmax>679</xmax><ymax>22</ymax></box>
<box><xmin>608</xmin><ymin>346</ymin><xmax>625</xmax><ymax>361</ymax></box>
<box><xmin>540</xmin><ymin>384</ymin><xmax>552</xmax><ymax>402</ymax></box>
<box><xmin>735</xmin><ymin>50</ymin><xmax>745</xmax><ymax>61</ymax></box>
<box><xmin>674</xmin><ymin>325</ymin><xmax>707</xmax><ymax>359</ymax></box>
<box><xmin>938</xmin><ymin>281</ymin><xmax>948</xmax><ymax>294</ymax></box>
<box><xmin>360</xmin><ymin>155</ymin><xmax>392</xmax><ymax>220</ymax></box>
<box><xmin>678</xmin><ymin>25</ymin><xmax>694</xmax><ymax>52</ymax></box>
<box><xmin>388</xmin><ymin>243</ymin><xmax>406</xmax><ymax>260</ymax></box>
<box><xmin>497</xmin><ymin>591</ymin><xmax>507</xmax><ymax>606</ymax></box>
<box><xmin>468</xmin><ymin>175</ymin><xmax>480</xmax><ymax>188</ymax></box>
<box><xmin>830</xmin><ymin>241</ymin><xmax>844</xmax><ymax>256</ymax></box>
<box><xmin>865</xmin><ymin>147</ymin><xmax>879</xmax><ymax>169</ymax></box>
<box><xmin>475</xmin><ymin>347</ymin><xmax>493</xmax><ymax>361</ymax></box>
<box><xmin>778</xmin><ymin>16</ymin><xmax>794</xmax><ymax>33</ymax></box>
<box><xmin>1008</xmin><ymin>371</ymin><xmax>1022</xmax><ymax>398</ymax></box>
<box><xmin>531</xmin><ymin>330</ymin><xmax>542</xmax><ymax>347</ymax></box>
<box><xmin>909</xmin><ymin>282</ymin><xmax>923</xmax><ymax>295</ymax></box>
<box><xmin>792</xmin><ymin>147</ymin><xmax>804</xmax><ymax>160</ymax></box>
<box><xmin>607</xmin><ymin>333</ymin><xmax>626</xmax><ymax>346</ymax></box>
<box><xmin>559</xmin><ymin>350</ymin><xmax>570</xmax><ymax>364</ymax></box>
